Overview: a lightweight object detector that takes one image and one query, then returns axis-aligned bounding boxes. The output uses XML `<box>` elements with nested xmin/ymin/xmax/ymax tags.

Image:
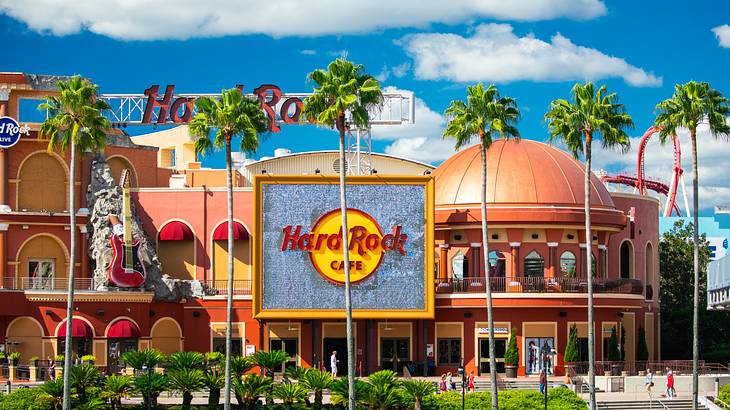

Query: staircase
<box><xmin>597</xmin><ymin>399</ymin><xmax>707</xmax><ymax>409</ymax></box>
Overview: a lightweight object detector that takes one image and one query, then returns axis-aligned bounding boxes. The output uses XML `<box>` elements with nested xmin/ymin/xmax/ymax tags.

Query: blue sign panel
<box><xmin>0</xmin><ymin>116</ymin><xmax>30</xmax><ymax>149</ymax></box>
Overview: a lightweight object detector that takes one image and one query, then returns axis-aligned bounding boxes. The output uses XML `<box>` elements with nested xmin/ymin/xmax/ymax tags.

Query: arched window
<box><xmin>620</xmin><ymin>241</ymin><xmax>633</xmax><ymax>279</ymax></box>
<box><xmin>451</xmin><ymin>251</ymin><xmax>466</xmax><ymax>280</ymax></box>
<box><xmin>645</xmin><ymin>242</ymin><xmax>654</xmax><ymax>299</ymax></box>
<box><xmin>559</xmin><ymin>251</ymin><xmax>576</xmax><ymax>277</ymax></box>
<box><xmin>488</xmin><ymin>250</ymin><xmax>506</xmax><ymax>277</ymax></box>
<box><xmin>18</xmin><ymin>152</ymin><xmax>67</xmax><ymax>212</ymax></box>
<box><xmin>524</xmin><ymin>250</ymin><xmax>544</xmax><ymax>278</ymax></box>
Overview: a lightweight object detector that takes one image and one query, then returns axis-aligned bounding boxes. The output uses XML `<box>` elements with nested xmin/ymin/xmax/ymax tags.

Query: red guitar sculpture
<box><xmin>108</xmin><ymin>169</ymin><xmax>146</xmax><ymax>287</ymax></box>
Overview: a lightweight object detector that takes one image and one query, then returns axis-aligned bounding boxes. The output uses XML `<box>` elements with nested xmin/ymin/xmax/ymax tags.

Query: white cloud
<box><xmin>391</xmin><ymin>62</ymin><xmax>411</xmax><ymax>78</ymax></box>
<box><xmin>375</xmin><ymin>64</ymin><xmax>390</xmax><ymax>83</ymax></box>
<box><xmin>385</xmin><ymin>137</ymin><xmax>459</xmax><ymax>163</ymax></box>
<box><xmin>712</xmin><ymin>25</ymin><xmax>730</xmax><ymax>48</ymax></box>
<box><xmin>300</xmin><ymin>49</ymin><xmax>317</xmax><ymax>55</ymax></box>
<box><xmin>401</xmin><ymin>23</ymin><xmax>661</xmax><ymax>86</ymax></box>
<box><xmin>0</xmin><ymin>0</ymin><xmax>606</xmax><ymax>40</ymax></box>
<box><xmin>592</xmin><ymin>122</ymin><xmax>730</xmax><ymax>211</ymax></box>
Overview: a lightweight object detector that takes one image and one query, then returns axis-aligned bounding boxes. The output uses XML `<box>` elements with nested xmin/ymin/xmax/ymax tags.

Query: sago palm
<box><xmin>101</xmin><ymin>374</ymin><xmax>132</xmax><ymax>410</ymax></box>
<box><xmin>133</xmin><ymin>371</ymin><xmax>169</xmax><ymax>408</ymax></box>
<box><xmin>273</xmin><ymin>381</ymin><xmax>309</xmax><ymax>406</ymax></box>
<box><xmin>365</xmin><ymin>369</ymin><xmax>404</xmax><ymax>410</ymax></box>
<box><xmin>252</xmin><ymin>350</ymin><xmax>290</xmax><ymax>377</ymax></box>
<box><xmin>121</xmin><ymin>348</ymin><xmax>165</xmax><ymax>371</ymax></box>
<box><xmin>70</xmin><ymin>364</ymin><xmax>101</xmax><ymax>404</ymax></box>
<box><xmin>330</xmin><ymin>377</ymin><xmax>370</xmax><ymax>408</ymax></box>
<box><xmin>401</xmin><ymin>379</ymin><xmax>436</xmax><ymax>410</ymax></box>
<box><xmin>38</xmin><ymin>76</ymin><xmax>109</xmax><ymax>410</ymax></box>
<box><xmin>189</xmin><ymin>88</ymin><xmax>268</xmax><ymax>410</ymax></box>
<box><xmin>203</xmin><ymin>368</ymin><xmax>225</xmax><ymax>409</ymax></box>
<box><xmin>231</xmin><ymin>355</ymin><xmax>254</xmax><ymax>376</ymax></box>
<box><xmin>168</xmin><ymin>351</ymin><xmax>205</xmax><ymax>371</ymax></box>
<box><xmin>284</xmin><ymin>365</ymin><xmax>308</xmax><ymax>381</ymax></box>
<box><xmin>545</xmin><ymin>82</ymin><xmax>632</xmax><ymax>410</ymax></box>
<box><xmin>300</xmin><ymin>368</ymin><xmax>333</xmax><ymax>407</ymax></box>
<box><xmin>443</xmin><ymin>83</ymin><xmax>520</xmax><ymax>410</ymax></box>
<box><xmin>168</xmin><ymin>368</ymin><xmax>205</xmax><ymax>410</ymax></box>
<box><xmin>39</xmin><ymin>378</ymin><xmax>65</xmax><ymax>410</ymax></box>
<box><xmin>654</xmin><ymin>81</ymin><xmax>730</xmax><ymax>409</ymax></box>
<box><xmin>303</xmin><ymin>57</ymin><xmax>382</xmax><ymax>410</ymax></box>
<box><xmin>232</xmin><ymin>374</ymin><xmax>274</xmax><ymax>409</ymax></box>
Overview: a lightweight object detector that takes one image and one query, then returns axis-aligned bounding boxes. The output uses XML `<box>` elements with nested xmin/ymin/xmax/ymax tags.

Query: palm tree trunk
<box><xmin>337</xmin><ymin>115</ymin><xmax>356</xmax><ymax>410</ymax></box>
<box><xmin>224</xmin><ymin>136</ymin><xmax>234</xmax><ymax>410</ymax></box>
<box><xmin>479</xmin><ymin>141</ymin><xmax>498</xmax><ymax>410</ymax></box>
<box><xmin>62</xmin><ymin>141</ymin><xmax>76</xmax><ymax>410</ymax></box>
<box><xmin>691</xmin><ymin>129</ymin><xmax>699</xmax><ymax>410</ymax></box>
<box><xmin>584</xmin><ymin>132</ymin><xmax>596</xmax><ymax>410</ymax></box>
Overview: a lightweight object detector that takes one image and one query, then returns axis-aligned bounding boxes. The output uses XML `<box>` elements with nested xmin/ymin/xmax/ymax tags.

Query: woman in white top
<box><xmin>645</xmin><ymin>368</ymin><xmax>654</xmax><ymax>398</ymax></box>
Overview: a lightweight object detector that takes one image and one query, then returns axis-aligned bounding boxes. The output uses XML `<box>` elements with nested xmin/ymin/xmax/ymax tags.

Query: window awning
<box><xmin>56</xmin><ymin>318</ymin><xmax>93</xmax><ymax>338</ymax></box>
<box><xmin>212</xmin><ymin>221</ymin><xmax>249</xmax><ymax>241</ymax></box>
<box><xmin>158</xmin><ymin>221</ymin><xmax>194</xmax><ymax>241</ymax></box>
<box><xmin>107</xmin><ymin>319</ymin><xmax>141</xmax><ymax>339</ymax></box>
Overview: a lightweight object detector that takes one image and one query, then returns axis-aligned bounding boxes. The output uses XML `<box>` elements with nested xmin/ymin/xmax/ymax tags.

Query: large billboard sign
<box><xmin>253</xmin><ymin>175</ymin><xmax>434</xmax><ymax>319</ymax></box>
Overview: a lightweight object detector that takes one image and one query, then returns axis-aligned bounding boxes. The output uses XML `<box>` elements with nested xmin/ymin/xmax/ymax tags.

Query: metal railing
<box><xmin>569</xmin><ymin>360</ymin><xmax>730</xmax><ymax>376</ymax></box>
<box><xmin>19</xmin><ymin>277</ymin><xmax>94</xmax><ymax>291</ymax></box>
<box><xmin>200</xmin><ymin>280</ymin><xmax>252</xmax><ymax>296</ymax></box>
<box><xmin>435</xmin><ymin>276</ymin><xmax>644</xmax><ymax>295</ymax></box>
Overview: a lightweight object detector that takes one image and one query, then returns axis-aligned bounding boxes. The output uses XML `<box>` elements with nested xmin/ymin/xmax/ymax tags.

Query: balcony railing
<box><xmin>435</xmin><ymin>276</ymin><xmax>644</xmax><ymax>295</ymax></box>
<box><xmin>2</xmin><ymin>277</ymin><xmax>253</xmax><ymax>296</ymax></box>
<box><xmin>200</xmin><ymin>279</ymin><xmax>252</xmax><ymax>296</ymax></box>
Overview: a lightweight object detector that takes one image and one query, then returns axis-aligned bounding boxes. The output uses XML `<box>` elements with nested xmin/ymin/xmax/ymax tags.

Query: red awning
<box><xmin>158</xmin><ymin>221</ymin><xmax>194</xmax><ymax>241</ymax></box>
<box><xmin>57</xmin><ymin>318</ymin><xmax>93</xmax><ymax>338</ymax></box>
<box><xmin>107</xmin><ymin>319</ymin><xmax>141</xmax><ymax>339</ymax></box>
<box><xmin>212</xmin><ymin>221</ymin><xmax>249</xmax><ymax>241</ymax></box>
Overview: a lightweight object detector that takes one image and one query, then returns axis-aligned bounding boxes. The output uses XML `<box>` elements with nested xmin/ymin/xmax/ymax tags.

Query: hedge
<box><xmin>421</xmin><ymin>387</ymin><xmax>586</xmax><ymax>410</ymax></box>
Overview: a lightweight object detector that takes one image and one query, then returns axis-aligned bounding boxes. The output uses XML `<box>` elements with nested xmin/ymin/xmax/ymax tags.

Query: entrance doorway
<box><xmin>270</xmin><ymin>338</ymin><xmax>298</xmax><ymax>372</ymax></box>
<box><xmin>108</xmin><ymin>339</ymin><xmax>137</xmax><ymax>374</ymax></box>
<box><xmin>478</xmin><ymin>338</ymin><xmax>506</xmax><ymax>374</ymax></box>
<box><xmin>380</xmin><ymin>338</ymin><xmax>409</xmax><ymax>373</ymax></box>
<box><xmin>323</xmin><ymin>338</ymin><xmax>347</xmax><ymax>375</ymax></box>
<box><xmin>525</xmin><ymin>337</ymin><xmax>555</xmax><ymax>375</ymax></box>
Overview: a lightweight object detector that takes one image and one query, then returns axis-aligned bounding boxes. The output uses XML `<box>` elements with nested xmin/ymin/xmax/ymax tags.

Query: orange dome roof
<box><xmin>433</xmin><ymin>139</ymin><xmax>614</xmax><ymax>208</ymax></box>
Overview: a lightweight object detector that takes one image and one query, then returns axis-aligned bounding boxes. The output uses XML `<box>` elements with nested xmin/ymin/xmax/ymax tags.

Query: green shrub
<box><xmin>606</xmin><ymin>327</ymin><xmax>621</xmax><ymax>361</ymax></box>
<box><xmin>636</xmin><ymin>326</ymin><xmax>649</xmax><ymax>361</ymax></box>
<box><xmin>504</xmin><ymin>328</ymin><xmax>519</xmax><ymax>366</ymax></box>
<box><xmin>421</xmin><ymin>388</ymin><xmax>586</xmax><ymax>410</ymax></box>
<box><xmin>718</xmin><ymin>384</ymin><xmax>730</xmax><ymax>407</ymax></box>
<box><xmin>0</xmin><ymin>388</ymin><xmax>53</xmax><ymax>410</ymax></box>
<box><xmin>564</xmin><ymin>324</ymin><xmax>580</xmax><ymax>363</ymax></box>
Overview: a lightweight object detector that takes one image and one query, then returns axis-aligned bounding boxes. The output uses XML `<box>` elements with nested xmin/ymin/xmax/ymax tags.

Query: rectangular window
<box><xmin>212</xmin><ymin>338</ymin><xmax>242</xmax><ymax>356</ymax></box>
<box><xmin>437</xmin><ymin>338</ymin><xmax>461</xmax><ymax>366</ymax></box>
<box><xmin>270</xmin><ymin>338</ymin><xmax>298</xmax><ymax>371</ymax></box>
<box><xmin>29</xmin><ymin>259</ymin><xmax>55</xmax><ymax>289</ymax></box>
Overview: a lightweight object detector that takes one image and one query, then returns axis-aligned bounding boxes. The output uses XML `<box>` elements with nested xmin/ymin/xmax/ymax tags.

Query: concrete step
<box><xmin>597</xmin><ymin>400</ymin><xmax>706</xmax><ymax>410</ymax></box>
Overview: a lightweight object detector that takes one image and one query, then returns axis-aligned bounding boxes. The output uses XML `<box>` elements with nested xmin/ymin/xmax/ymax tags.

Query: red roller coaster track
<box><xmin>600</xmin><ymin>126</ymin><xmax>687</xmax><ymax>217</ymax></box>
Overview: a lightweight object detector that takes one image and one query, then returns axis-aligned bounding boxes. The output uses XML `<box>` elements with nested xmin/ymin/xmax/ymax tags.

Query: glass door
<box><xmin>380</xmin><ymin>338</ymin><xmax>409</xmax><ymax>373</ymax></box>
<box><xmin>108</xmin><ymin>339</ymin><xmax>138</xmax><ymax>374</ymax></box>
<box><xmin>478</xmin><ymin>338</ymin><xmax>507</xmax><ymax>374</ymax></box>
<box><xmin>270</xmin><ymin>338</ymin><xmax>298</xmax><ymax>372</ymax></box>
<box><xmin>525</xmin><ymin>337</ymin><xmax>555</xmax><ymax>375</ymax></box>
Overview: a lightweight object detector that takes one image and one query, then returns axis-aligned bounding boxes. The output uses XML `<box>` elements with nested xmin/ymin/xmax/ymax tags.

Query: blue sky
<box><xmin>1</xmin><ymin>0</ymin><xmax>730</xmax><ymax>207</ymax></box>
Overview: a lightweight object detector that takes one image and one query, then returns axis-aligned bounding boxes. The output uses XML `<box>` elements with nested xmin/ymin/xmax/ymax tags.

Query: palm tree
<box><xmin>401</xmin><ymin>379</ymin><xmax>435</xmax><ymax>410</ymax></box>
<box><xmin>273</xmin><ymin>381</ymin><xmax>309</xmax><ymax>407</ymax></box>
<box><xmin>189</xmin><ymin>88</ymin><xmax>268</xmax><ymax>410</ymax></box>
<box><xmin>232</xmin><ymin>374</ymin><xmax>274</xmax><ymax>409</ymax></box>
<box><xmin>443</xmin><ymin>83</ymin><xmax>520</xmax><ymax>410</ymax></box>
<box><xmin>300</xmin><ymin>368</ymin><xmax>333</xmax><ymax>408</ymax></box>
<box><xmin>133</xmin><ymin>371</ymin><xmax>169</xmax><ymax>408</ymax></box>
<box><xmin>231</xmin><ymin>355</ymin><xmax>254</xmax><ymax>376</ymax></box>
<box><xmin>169</xmin><ymin>368</ymin><xmax>205</xmax><ymax>410</ymax></box>
<box><xmin>101</xmin><ymin>375</ymin><xmax>132</xmax><ymax>410</ymax></box>
<box><xmin>654</xmin><ymin>81</ymin><xmax>730</xmax><ymax>409</ymax></box>
<box><xmin>364</xmin><ymin>370</ymin><xmax>404</xmax><ymax>410</ymax></box>
<box><xmin>121</xmin><ymin>348</ymin><xmax>165</xmax><ymax>372</ymax></box>
<box><xmin>330</xmin><ymin>377</ymin><xmax>370</xmax><ymax>408</ymax></box>
<box><xmin>39</xmin><ymin>378</ymin><xmax>65</xmax><ymax>410</ymax></box>
<box><xmin>545</xmin><ymin>82</ymin><xmax>632</xmax><ymax>410</ymax></box>
<box><xmin>303</xmin><ymin>58</ymin><xmax>382</xmax><ymax>410</ymax></box>
<box><xmin>38</xmin><ymin>76</ymin><xmax>109</xmax><ymax>410</ymax></box>
<box><xmin>203</xmin><ymin>368</ymin><xmax>225</xmax><ymax>409</ymax></box>
<box><xmin>70</xmin><ymin>364</ymin><xmax>101</xmax><ymax>404</ymax></box>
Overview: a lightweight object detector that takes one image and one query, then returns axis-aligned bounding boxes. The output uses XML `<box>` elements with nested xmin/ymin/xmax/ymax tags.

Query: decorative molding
<box><xmin>546</xmin><ymin>242</ymin><xmax>559</xmax><ymax>247</ymax></box>
<box><xmin>438</xmin><ymin>244</ymin><xmax>450</xmax><ymax>249</ymax></box>
<box><xmin>0</xmin><ymin>89</ymin><xmax>10</xmax><ymax>101</ymax></box>
<box><xmin>469</xmin><ymin>242</ymin><xmax>482</xmax><ymax>248</ymax></box>
<box><xmin>509</xmin><ymin>242</ymin><xmax>521</xmax><ymax>248</ymax></box>
<box><xmin>24</xmin><ymin>291</ymin><xmax>155</xmax><ymax>303</ymax></box>
<box><xmin>598</xmin><ymin>245</ymin><xmax>608</xmax><ymax>250</ymax></box>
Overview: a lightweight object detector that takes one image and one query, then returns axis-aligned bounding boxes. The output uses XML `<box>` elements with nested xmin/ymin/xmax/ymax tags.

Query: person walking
<box><xmin>468</xmin><ymin>371</ymin><xmax>476</xmax><ymax>392</ymax></box>
<box><xmin>330</xmin><ymin>351</ymin><xmax>338</xmax><ymax>377</ymax></box>
<box><xmin>666</xmin><ymin>368</ymin><xmax>675</xmax><ymax>398</ymax></box>
<box><xmin>439</xmin><ymin>374</ymin><xmax>448</xmax><ymax>394</ymax></box>
<box><xmin>539</xmin><ymin>369</ymin><xmax>547</xmax><ymax>395</ymax></box>
<box><xmin>645</xmin><ymin>368</ymin><xmax>654</xmax><ymax>399</ymax></box>
<box><xmin>447</xmin><ymin>372</ymin><xmax>455</xmax><ymax>391</ymax></box>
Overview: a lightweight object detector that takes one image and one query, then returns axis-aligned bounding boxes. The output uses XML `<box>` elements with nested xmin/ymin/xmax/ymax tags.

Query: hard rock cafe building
<box><xmin>0</xmin><ymin>73</ymin><xmax>659</xmax><ymax>379</ymax></box>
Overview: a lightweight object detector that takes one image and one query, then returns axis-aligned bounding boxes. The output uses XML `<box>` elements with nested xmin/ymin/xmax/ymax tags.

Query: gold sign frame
<box><xmin>252</xmin><ymin>174</ymin><xmax>434</xmax><ymax>319</ymax></box>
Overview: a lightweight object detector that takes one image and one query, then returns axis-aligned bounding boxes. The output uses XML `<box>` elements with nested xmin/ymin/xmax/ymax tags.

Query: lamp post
<box><xmin>540</xmin><ymin>344</ymin><xmax>558</xmax><ymax>410</ymax></box>
<box><xmin>142</xmin><ymin>363</ymin><xmax>151</xmax><ymax>410</ymax></box>
<box><xmin>458</xmin><ymin>359</ymin><xmax>465</xmax><ymax>410</ymax></box>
